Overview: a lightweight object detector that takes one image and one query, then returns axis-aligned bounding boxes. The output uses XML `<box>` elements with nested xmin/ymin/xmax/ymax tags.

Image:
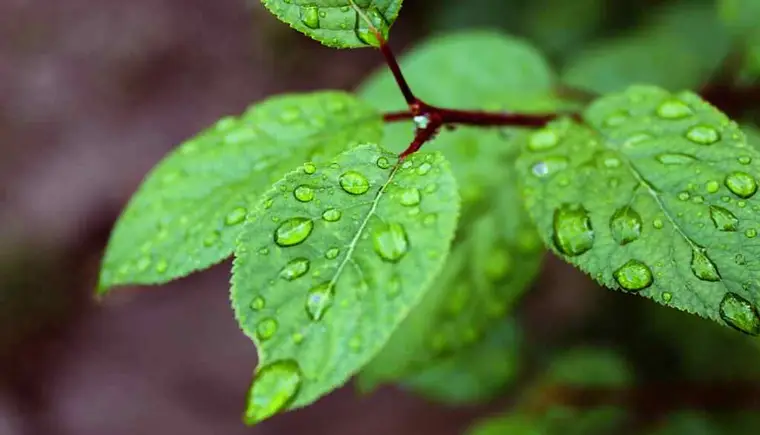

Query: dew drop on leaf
<box><xmin>136</xmin><ymin>256</ymin><xmax>151</xmax><ymax>272</ymax></box>
<box><xmin>245</xmin><ymin>360</ymin><xmax>302</xmax><ymax>425</ymax></box>
<box><xmin>372</xmin><ymin>222</ymin><xmax>409</xmax><ymax>262</ymax></box>
<box><xmin>339</xmin><ymin>171</ymin><xmax>370</xmax><ymax>195</ymax></box>
<box><xmin>745</xmin><ymin>228</ymin><xmax>758</xmax><ymax>238</ymax></box>
<box><xmin>322</xmin><ymin>208</ymin><xmax>342</xmax><ymax>222</ymax></box>
<box><xmin>256</xmin><ymin>318</ymin><xmax>279</xmax><ymax>341</ymax></box>
<box><xmin>656</xmin><ymin>99</ymin><xmax>693</xmax><ymax>119</ymax></box>
<box><xmin>709</xmin><ymin>205</ymin><xmax>738</xmax><ymax>232</ymax></box>
<box><xmin>719</xmin><ymin>293</ymin><xmax>760</xmax><ymax>336</ymax></box>
<box><xmin>250</xmin><ymin>296</ymin><xmax>265</xmax><ymax>311</ymax></box>
<box><xmin>613</xmin><ymin>260</ymin><xmax>653</xmax><ymax>292</ymax></box>
<box><xmin>690</xmin><ymin>249</ymin><xmax>721</xmax><ymax>282</ymax></box>
<box><xmin>417</xmin><ymin>162</ymin><xmax>432</xmax><ymax>176</ymax></box>
<box><xmin>203</xmin><ymin>230</ymin><xmax>221</xmax><ymax>247</ymax></box>
<box><xmin>155</xmin><ymin>259</ymin><xmax>168</xmax><ymax>274</ymax></box>
<box><xmin>306</xmin><ymin>282</ymin><xmax>335</xmax><ymax>321</ymax></box>
<box><xmin>531</xmin><ymin>157</ymin><xmax>568</xmax><ymax>178</ymax></box>
<box><xmin>399</xmin><ymin>187</ymin><xmax>421</xmax><ymax>206</ymax></box>
<box><xmin>552</xmin><ymin>204</ymin><xmax>594</xmax><ymax>256</ymax></box>
<box><xmin>293</xmin><ymin>185</ymin><xmax>315</xmax><ymax>202</ymax></box>
<box><xmin>738</xmin><ymin>156</ymin><xmax>752</xmax><ymax>165</ymax></box>
<box><xmin>386</xmin><ymin>274</ymin><xmax>401</xmax><ymax>299</ymax></box>
<box><xmin>279</xmin><ymin>258</ymin><xmax>310</xmax><ymax>281</ymax></box>
<box><xmin>376</xmin><ymin>156</ymin><xmax>391</xmax><ymax>169</ymax></box>
<box><xmin>609</xmin><ymin>207</ymin><xmax>642</xmax><ymax>245</ymax></box>
<box><xmin>324</xmin><ymin>247</ymin><xmax>340</xmax><ymax>260</ymax></box>
<box><xmin>299</xmin><ymin>5</ymin><xmax>320</xmax><ymax>29</ymax></box>
<box><xmin>528</xmin><ymin>129</ymin><xmax>559</xmax><ymax>151</ymax></box>
<box><xmin>225</xmin><ymin>207</ymin><xmax>247</xmax><ymax>226</ymax></box>
<box><xmin>303</xmin><ymin>163</ymin><xmax>317</xmax><ymax>175</ymax></box>
<box><xmin>662</xmin><ymin>292</ymin><xmax>673</xmax><ymax>302</ymax></box>
<box><xmin>705</xmin><ymin>180</ymin><xmax>720</xmax><ymax>193</ymax></box>
<box><xmin>274</xmin><ymin>218</ymin><xmax>314</xmax><ymax>247</ymax></box>
<box><xmin>725</xmin><ymin>171</ymin><xmax>758</xmax><ymax>198</ymax></box>
<box><xmin>354</xmin><ymin>7</ymin><xmax>389</xmax><ymax>47</ymax></box>
<box><xmin>685</xmin><ymin>124</ymin><xmax>721</xmax><ymax>145</ymax></box>
<box><xmin>655</xmin><ymin>153</ymin><xmax>697</xmax><ymax>165</ymax></box>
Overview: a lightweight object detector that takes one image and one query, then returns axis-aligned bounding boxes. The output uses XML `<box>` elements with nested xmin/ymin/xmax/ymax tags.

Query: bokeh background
<box><xmin>2</xmin><ymin>0</ymin><xmax>759</xmax><ymax>434</ymax></box>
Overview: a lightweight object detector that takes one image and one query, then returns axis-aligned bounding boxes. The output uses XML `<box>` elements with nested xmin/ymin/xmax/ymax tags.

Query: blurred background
<box><xmin>1</xmin><ymin>0</ymin><xmax>759</xmax><ymax>434</ymax></box>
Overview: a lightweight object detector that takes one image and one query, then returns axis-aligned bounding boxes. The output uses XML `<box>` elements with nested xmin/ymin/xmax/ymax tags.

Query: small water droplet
<box><xmin>258</xmin><ymin>247</ymin><xmax>269</xmax><ymax>256</ymax></box>
<box><xmin>719</xmin><ymin>293</ymin><xmax>760</xmax><ymax>336</ymax></box>
<box><xmin>244</xmin><ymin>360</ymin><xmax>302</xmax><ymax>425</ymax></box>
<box><xmin>322</xmin><ymin>208</ymin><xmax>342</xmax><ymax>222</ymax></box>
<box><xmin>705</xmin><ymin>180</ymin><xmax>720</xmax><ymax>193</ymax></box>
<box><xmin>256</xmin><ymin>318</ymin><xmax>278</xmax><ymax>341</ymax></box>
<box><xmin>656</xmin><ymin>153</ymin><xmax>697</xmax><ymax>165</ymax></box>
<box><xmin>653</xmin><ymin>218</ymin><xmax>664</xmax><ymax>229</ymax></box>
<box><xmin>386</xmin><ymin>275</ymin><xmax>401</xmax><ymax>299</ymax></box>
<box><xmin>399</xmin><ymin>188</ymin><xmax>421</xmax><ymax>206</ymax></box>
<box><xmin>552</xmin><ymin>204</ymin><xmax>594</xmax><ymax>256</ymax></box>
<box><xmin>422</xmin><ymin>214</ymin><xmax>437</xmax><ymax>227</ymax></box>
<box><xmin>376</xmin><ymin>157</ymin><xmax>391</xmax><ymax>169</ymax></box>
<box><xmin>279</xmin><ymin>108</ymin><xmax>300</xmax><ymax>124</ymax></box>
<box><xmin>604</xmin><ymin>111</ymin><xmax>628</xmax><ymax>127</ymax></box>
<box><xmin>662</xmin><ymin>292</ymin><xmax>673</xmax><ymax>302</ymax></box>
<box><xmin>735</xmin><ymin>254</ymin><xmax>747</xmax><ymax>265</ymax></box>
<box><xmin>303</xmin><ymin>163</ymin><xmax>316</xmax><ymax>174</ymax></box>
<box><xmin>279</xmin><ymin>258</ymin><xmax>310</xmax><ymax>281</ymax></box>
<box><xmin>325</xmin><ymin>247</ymin><xmax>340</xmax><ymax>260</ymax></box>
<box><xmin>691</xmin><ymin>249</ymin><xmax>721</xmax><ymax>281</ymax></box>
<box><xmin>274</xmin><ymin>218</ymin><xmax>314</xmax><ymax>247</ymax></box>
<box><xmin>136</xmin><ymin>256</ymin><xmax>151</xmax><ymax>272</ymax></box>
<box><xmin>225</xmin><ymin>207</ymin><xmax>247</xmax><ymax>226</ymax></box>
<box><xmin>293</xmin><ymin>185</ymin><xmax>314</xmax><ymax>202</ymax></box>
<box><xmin>264</xmin><ymin>199</ymin><xmax>274</xmax><ymax>210</ymax></box>
<box><xmin>339</xmin><ymin>171</ymin><xmax>370</xmax><ymax>195</ymax></box>
<box><xmin>685</xmin><ymin>124</ymin><xmax>721</xmax><ymax>145</ymax></box>
<box><xmin>416</xmin><ymin>162</ymin><xmax>432</xmax><ymax>175</ymax></box>
<box><xmin>372</xmin><ymin>222</ymin><xmax>409</xmax><ymax>262</ymax></box>
<box><xmin>709</xmin><ymin>206</ymin><xmax>738</xmax><ymax>232</ymax></box>
<box><xmin>354</xmin><ymin>7</ymin><xmax>389</xmax><ymax>47</ymax></box>
<box><xmin>746</xmin><ymin>228</ymin><xmax>758</xmax><ymax>238</ymax></box>
<box><xmin>725</xmin><ymin>171</ymin><xmax>757</xmax><ymax>198</ymax></box>
<box><xmin>531</xmin><ymin>156</ymin><xmax>568</xmax><ymax>178</ymax></box>
<box><xmin>601</xmin><ymin>156</ymin><xmax>622</xmax><ymax>169</ymax></box>
<box><xmin>306</xmin><ymin>282</ymin><xmax>334</xmax><ymax>321</ymax></box>
<box><xmin>291</xmin><ymin>332</ymin><xmax>304</xmax><ymax>344</ymax></box>
<box><xmin>656</xmin><ymin>99</ymin><xmax>693</xmax><ymax>119</ymax></box>
<box><xmin>528</xmin><ymin>129</ymin><xmax>559</xmax><ymax>151</ymax></box>
<box><xmin>610</xmin><ymin>207</ymin><xmax>642</xmax><ymax>245</ymax></box>
<box><xmin>250</xmin><ymin>296</ymin><xmax>265</xmax><ymax>311</ymax></box>
<box><xmin>155</xmin><ymin>259</ymin><xmax>168</xmax><ymax>274</ymax></box>
<box><xmin>738</xmin><ymin>156</ymin><xmax>752</xmax><ymax>165</ymax></box>
<box><xmin>613</xmin><ymin>260</ymin><xmax>653</xmax><ymax>292</ymax></box>
<box><xmin>678</xmin><ymin>191</ymin><xmax>690</xmax><ymax>201</ymax></box>
<box><xmin>348</xmin><ymin>336</ymin><xmax>363</xmax><ymax>352</ymax></box>
<box><xmin>624</xmin><ymin>133</ymin><xmax>653</xmax><ymax>147</ymax></box>
<box><xmin>299</xmin><ymin>5</ymin><xmax>320</xmax><ymax>29</ymax></box>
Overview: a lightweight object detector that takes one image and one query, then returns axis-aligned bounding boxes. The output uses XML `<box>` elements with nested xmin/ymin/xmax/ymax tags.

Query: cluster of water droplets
<box><xmin>292</xmin><ymin>2</ymin><xmax>390</xmax><ymax>46</ymax></box>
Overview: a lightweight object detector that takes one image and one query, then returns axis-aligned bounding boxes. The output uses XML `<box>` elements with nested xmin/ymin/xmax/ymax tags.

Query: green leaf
<box><xmin>562</xmin><ymin>2</ymin><xmax>731</xmax><ymax>94</ymax></box>
<box><xmin>230</xmin><ymin>144</ymin><xmax>460</xmax><ymax>424</ymax></box>
<box><xmin>467</xmin><ymin>407</ymin><xmax>627</xmax><ymax>435</ymax></box>
<box><xmin>719</xmin><ymin>0</ymin><xmax>760</xmax><ymax>80</ymax></box>
<box><xmin>259</xmin><ymin>0</ymin><xmax>402</xmax><ymax>48</ymax></box>
<box><xmin>98</xmin><ymin>91</ymin><xmax>382</xmax><ymax>292</ymax></box>
<box><xmin>544</xmin><ymin>347</ymin><xmax>633</xmax><ymax>388</ymax></box>
<box><xmin>516</xmin><ymin>85</ymin><xmax>760</xmax><ymax>335</ymax></box>
<box><xmin>399</xmin><ymin>319</ymin><xmax>522</xmax><ymax>405</ymax></box>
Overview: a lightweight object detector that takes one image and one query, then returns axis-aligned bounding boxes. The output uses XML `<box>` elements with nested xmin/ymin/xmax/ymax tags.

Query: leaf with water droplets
<box><xmin>259</xmin><ymin>0</ymin><xmax>403</xmax><ymax>48</ymax></box>
<box><xmin>516</xmin><ymin>85</ymin><xmax>760</xmax><ymax>335</ymax></box>
<box><xmin>231</xmin><ymin>144</ymin><xmax>459</xmax><ymax>424</ymax></box>
<box><xmin>98</xmin><ymin>91</ymin><xmax>381</xmax><ymax>293</ymax></box>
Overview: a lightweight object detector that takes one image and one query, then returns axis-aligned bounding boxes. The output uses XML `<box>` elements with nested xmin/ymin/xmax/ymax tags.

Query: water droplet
<box><xmin>293</xmin><ymin>185</ymin><xmax>314</xmax><ymax>202</ymax></box>
<box><xmin>279</xmin><ymin>258</ymin><xmax>310</xmax><ymax>281</ymax></box>
<box><xmin>422</xmin><ymin>214</ymin><xmax>437</xmax><ymax>227</ymax></box>
<box><xmin>306</xmin><ymin>282</ymin><xmax>334</xmax><ymax>321</ymax></box>
<box><xmin>155</xmin><ymin>259</ymin><xmax>168</xmax><ymax>274</ymax></box>
<box><xmin>244</xmin><ymin>360</ymin><xmax>302</xmax><ymax>425</ymax></box>
<box><xmin>274</xmin><ymin>218</ymin><xmax>314</xmax><ymax>247</ymax></box>
<box><xmin>552</xmin><ymin>204</ymin><xmax>594</xmax><ymax>256</ymax></box>
<box><xmin>610</xmin><ymin>207</ymin><xmax>642</xmax><ymax>245</ymax></box>
<box><xmin>376</xmin><ymin>157</ymin><xmax>391</xmax><ymax>169</ymax></box>
<box><xmin>225</xmin><ymin>207</ymin><xmax>247</xmax><ymax>226</ymax></box>
<box><xmin>656</xmin><ymin>99</ymin><xmax>693</xmax><ymax>119</ymax></box>
<box><xmin>725</xmin><ymin>171</ymin><xmax>757</xmax><ymax>198</ymax></box>
<box><xmin>279</xmin><ymin>108</ymin><xmax>300</xmax><ymax>124</ymax></box>
<box><xmin>709</xmin><ymin>206</ymin><xmax>738</xmax><ymax>232</ymax></box>
<box><xmin>386</xmin><ymin>275</ymin><xmax>401</xmax><ymax>299</ymax></box>
<box><xmin>705</xmin><ymin>180</ymin><xmax>720</xmax><ymax>193</ymax></box>
<box><xmin>604</xmin><ymin>111</ymin><xmax>628</xmax><ymax>127</ymax></box>
<box><xmin>613</xmin><ymin>260</ymin><xmax>653</xmax><ymax>292</ymax></box>
<box><xmin>531</xmin><ymin>156</ymin><xmax>568</xmax><ymax>178</ymax></box>
<box><xmin>653</xmin><ymin>218</ymin><xmax>664</xmax><ymax>229</ymax></box>
<box><xmin>325</xmin><ymin>247</ymin><xmax>340</xmax><ymax>260</ymax></box>
<box><xmin>399</xmin><ymin>188</ymin><xmax>421</xmax><ymax>206</ymax></box>
<box><xmin>656</xmin><ymin>153</ymin><xmax>697</xmax><ymax>165</ymax></box>
<box><xmin>686</xmin><ymin>125</ymin><xmax>721</xmax><ymax>145</ymax></box>
<box><xmin>303</xmin><ymin>163</ymin><xmax>316</xmax><ymax>174</ymax></box>
<box><xmin>355</xmin><ymin>7</ymin><xmax>389</xmax><ymax>47</ymax></box>
<box><xmin>746</xmin><ymin>228</ymin><xmax>758</xmax><ymax>238</ymax></box>
<box><xmin>601</xmin><ymin>156</ymin><xmax>622</xmax><ymax>169</ymax></box>
<box><xmin>528</xmin><ymin>129</ymin><xmax>559</xmax><ymax>151</ymax></box>
<box><xmin>203</xmin><ymin>231</ymin><xmax>220</xmax><ymax>247</ymax></box>
<box><xmin>264</xmin><ymin>199</ymin><xmax>274</xmax><ymax>210</ymax></box>
<box><xmin>624</xmin><ymin>133</ymin><xmax>653</xmax><ymax>147</ymax></box>
<box><xmin>691</xmin><ymin>249</ymin><xmax>721</xmax><ymax>281</ymax></box>
<box><xmin>678</xmin><ymin>191</ymin><xmax>690</xmax><ymax>201</ymax></box>
<box><xmin>413</xmin><ymin>115</ymin><xmax>430</xmax><ymax>129</ymax></box>
<box><xmin>136</xmin><ymin>256</ymin><xmax>151</xmax><ymax>272</ymax></box>
<box><xmin>250</xmin><ymin>296</ymin><xmax>265</xmax><ymax>311</ymax></box>
<box><xmin>735</xmin><ymin>254</ymin><xmax>747</xmax><ymax>265</ymax></box>
<box><xmin>299</xmin><ymin>5</ymin><xmax>319</xmax><ymax>29</ymax></box>
<box><xmin>291</xmin><ymin>332</ymin><xmax>304</xmax><ymax>344</ymax></box>
<box><xmin>256</xmin><ymin>318</ymin><xmax>278</xmax><ymax>341</ymax></box>
<box><xmin>339</xmin><ymin>171</ymin><xmax>370</xmax><ymax>195</ymax></box>
<box><xmin>738</xmin><ymin>156</ymin><xmax>752</xmax><ymax>165</ymax></box>
<box><xmin>719</xmin><ymin>293</ymin><xmax>760</xmax><ymax>336</ymax></box>
<box><xmin>348</xmin><ymin>336</ymin><xmax>363</xmax><ymax>352</ymax></box>
<box><xmin>484</xmin><ymin>247</ymin><xmax>512</xmax><ymax>281</ymax></box>
<box><xmin>662</xmin><ymin>292</ymin><xmax>673</xmax><ymax>302</ymax></box>
<box><xmin>322</xmin><ymin>208</ymin><xmax>342</xmax><ymax>222</ymax></box>
<box><xmin>417</xmin><ymin>162</ymin><xmax>432</xmax><ymax>175</ymax></box>
<box><xmin>372</xmin><ymin>222</ymin><xmax>409</xmax><ymax>262</ymax></box>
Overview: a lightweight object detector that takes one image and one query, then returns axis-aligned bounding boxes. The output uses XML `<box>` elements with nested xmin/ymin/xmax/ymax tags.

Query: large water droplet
<box><xmin>719</xmin><ymin>293</ymin><xmax>760</xmax><ymax>336</ymax></box>
<box><xmin>528</xmin><ymin>129</ymin><xmax>559</xmax><ymax>151</ymax></box>
<box><xmin>322</xmin><ymin>208</ymin><xmax>342</xmax><ymax>222</ymax></box>
<box><xmin>293</xmin><ymin>185</ymin><xmax>314</xmax><ymax>202</ymax></box>
<box><xmin>686</xmin><ymin>125</ymin><xmax>721</xmax><ymax>145</ymax></box>
<box><xmin>709</xmin><ymin>205</ymin><xmax>738</xmax><ymax>232</ymax></box>
<box><xmin>655</xmin><ymin>153</ymin><xmax>697</xmax><ymax>165</ymax></box>
<box><xmin>656</xmin><ymin>99</ymin><xmax>693</xmax><ymax>119</ymax></box>
<box><xmin>274</xmin><ymin>218</ymin><xmax>314</xmax><ymax>247</ymax></box>
<box><xmin>306</xmin><ymin>282</ymin><xmax>335</xmax><ymax>321</ymax></box>
<box><xmin>552</xmin><ymin>204</ymin><xmax>594</xmax><ymax>256</ymax></box>
<box><xmin>609</xmin><ymin>207</ymin><xmax>642</xmax><ymax>245</ymax></box>
<box><xmin>225</xmin><ymin>207</ymin><xmax>247</xmax><ymax>226</ymax></box>
<box><xmin>691</xmin><ymin>249</ymin><xmax>721</xmax><ymax>282</ymax></box>
<box><xmin>256</xmin><ymin>318</ymin><xmax>278</xmax><ymax>341</ymax></box>
<box><xmin>339</xmin><ymin>171</ymin><xmax>370</xmax><ymax>195</ymax></box>
<box><xmin>372</xmin><ymin>223</ymin><xmax>409</xmax><ymax>262</ymax></box>
<box><xmin>244</xmin><ymin>360</ymin><xmax>303</xmax><ymax>425</ymax></box>
<box><xmin>399</xmin><ymin>188</ymin><xmax>421</xmax><ymax>206</ymax></box>
<box><xmin>725</xmin><ymin>171</ymin><xmax>757</xmax><ymax>198</ymax></box>
<box><xmin>279</xmin><ymin>258</ymin><xmax>310</xmax><ymax>281</ymax></box>
<box><xmin>531</xmin><ymin>157</ymin><xmax>568</xmax><ymax>178</ymax></box>
<box><xmin>355</xmin><ymin>7</ymin><xmax>389</xmax><ymax>47</ymax></box>
<box><xmin>299</xmin><ymin>5</ymin><xmax>320</xmax><ymax>29</ymax></box>
<box><xmin>613</xmin><ymin>260</ymin><xmax>653</xmax><ymax>292</ymax></box>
